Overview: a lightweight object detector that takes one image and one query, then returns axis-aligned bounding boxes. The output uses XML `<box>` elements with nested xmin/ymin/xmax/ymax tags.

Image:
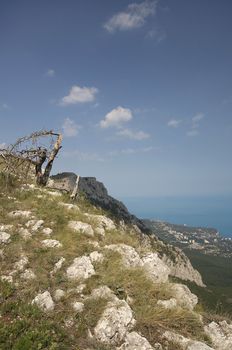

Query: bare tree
<box><xmin>0</xmin><ymin>130</ymin><xmax>62</xmax><ymax>186</ymax></box>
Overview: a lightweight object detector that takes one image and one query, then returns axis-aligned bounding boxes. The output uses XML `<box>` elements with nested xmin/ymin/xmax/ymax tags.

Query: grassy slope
<box><xmin>0</xmin><ymin>176</ymin><xmax>214</xmax><ymax>349</ymax></box>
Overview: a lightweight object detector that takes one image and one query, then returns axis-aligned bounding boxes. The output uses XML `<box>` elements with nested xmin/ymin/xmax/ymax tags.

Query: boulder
<box><xmin>41</xmin><ymin>239</ymin><xmax>62</xmax><ymax>248</ymax></box>
<box><xmin>157</xmin><ymin>298</ymin><xmax>177</xmax><ymax>309</ymax></box>
<box><xmin>59</xmin><ymin>202</ymin><xmax>79</xmax><ymax>210</ymax></box>
<box><xmin>72</xmin><ymin>301</ymin><xmax>84</xmax><ymax>312</ymax></box>
<box><xmin>1</xmin><ymin>275</ymin><xmax>13</xmax><ymax>283</ymax></box>
<box><xmin>91</xmin><ymin>286</ymin><xmax>117</xmax><ymax>301</ymax></box>
<box><xmin>21</xmin><ymin>269</ymin><xmax>36</xmax><ymax>280</ymax></box>
<box><xmin>89</xmin><ymin>251</ymin><xmax>104</xmax><ymax>264</ymax></box>
<box><xmin>68</xmin><ymin>221</ymin><xmax>94</xmax><ymax>237</ymax></box>
<box><xmin>32</xmin><ymin>291</ymin><xmax>55</xmax><ymax>311</ymax></box>
<box><xmin>51</xmin><ymin>257</ymin><xmax>65</xmax><ymax>274</ymax></box>
<box><xmin>141</xmin><ymin>253</ymin><xmax>170</xmax><ymax>283</ymax></box>
<box><xmin>85</xmin><ymin>214</ymin><xmax>116</xmax><ymax>231</ymax></box>
<box><xmin>19</xmin><ymin>228</ymin><xmax>32</xmax><ymax>239</ymax></box>
<box><xmin>171</xmin><ymin>284</ymin><xmax>198</xmax><ymax>310</ymax></box>
<box><xmin>42</xmin><ymin>227</ymin><xmax>53</xmax><ymax>235</ymax></box>
<box><xmin>117</xmin><ymin>331</ymin><xmax>154</xmax><ymax>350</ymax></box>
<box><xmin>94</xmin><ymin>299</ymin><xmax>136</xmax><ymax>345</ymax></box>
<box><xmin>0</xmin><ymin>232</ymin><xmax>11</xmax><ymax>244</ymax></box>
<box><xmin>163</xmin><ymin>331</ymin><xmax>214</xmax><ymax>350</ymax></box>
<box><xmin>8</xmin><ymin>210</ymin><xmax>32</xmax><ymax>218</ymax></box>
<box><xmin>26</xmin><ymin>219</ymin><xmax>44</xmax><ymax>232</ymax></box>
<box><xmin>105</xmin><ymin>244</ymin><xmax>142</xmax><ymax>268</ymax></box>
<box><xmin>204</xmin><ymin>320</ymin><xmax>232</xmax><ymax>350</ymax></box>
<box><xmin>66</xmin><ymin>256</ymin><xmax>95</xmax><ymax>281</ymax></box>
<box><xmin>54</xmin><ymin>289</ymin><xmax>65</xmax><ymax>301</ymax></box>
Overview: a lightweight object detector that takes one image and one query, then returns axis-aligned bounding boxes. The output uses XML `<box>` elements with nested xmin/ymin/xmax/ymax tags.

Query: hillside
<box><xmin>1</xmin><ymin>174</ymin><xmax>232</xmax><ymax>350</ymax></box>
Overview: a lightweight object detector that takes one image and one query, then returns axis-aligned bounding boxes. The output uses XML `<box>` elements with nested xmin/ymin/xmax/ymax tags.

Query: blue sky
<box><xmin>1</xmin><ymin>0</ymin><xmax>232</xmax><ymax>197</ymax></box>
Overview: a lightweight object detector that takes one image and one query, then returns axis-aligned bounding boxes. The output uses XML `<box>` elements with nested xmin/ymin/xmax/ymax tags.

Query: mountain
<box><xmin>0</xmin><ymin>172</ymin><xmax>232</xmax><ymax>349</ymax></box>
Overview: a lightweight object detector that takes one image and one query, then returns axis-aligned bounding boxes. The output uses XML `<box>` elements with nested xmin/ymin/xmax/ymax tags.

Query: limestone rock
<box><xmin>0</xmin><ymin>232</ymin><xmax>11</xmax><ymax>244</ymax></box>
<box><xmin>32</xmin><ymin>291</ymin><xmax>55</xmax><ymax>311</ymax></box>
<box><xmin>1</xmin><ymin>275</ymin><xmax>13</xmax><ymax>283</ymax></box>
<box><xmin>51</xmin><ymin>257</ymin><xmax>65</xmax><ymax>274</ymax></box>
<box><xmin>76</xmin><ymin>284</ymin><xmax>86</xmax><ymax>294</ymax></box>
<box><xmin>91</xmin><ymin>286</ymin><xmax>117</xmax><ymax>301</ymax></box>
<box><xmin>85</xmin><ymin>214</ymin><xmax>116</xmax><ymax>231</ymax></box>
<box><xmin>68</xmin><ymin>221</ymin><xmax>94</xmax><ymax>237</ymax></box>
<box><xmin>13</xmin><ymin>255</ymin><xmax>28</xmax><ymax>272</ymax></box>
<box><xmin>66</xmin><ymin>256</ymin><xmax>95</xmax><ymax>281</ymax></box>
<box><xmin>9</xmin><ymin>210</ymin><xmax>32</xmax><ymax>218</ymax></box>
<box><xmin>95</xmin><ymin>227</ymin><xmax>105</xmax><ymax>236</ymax></box>
<box><xmin>171</xmin><ymin>283</ymin><xmax>198</xmax><ymax>310</ymax></box>
<box><xmin>105</xmin><ymin>244</ymin><xmax>142</xmax><ymax>268</ymax></box>
<box><xmin>54</xmin><ymin>289</ymin><xmax>65</xmax><ymax>301</ymax></box>
<box><xmin>162</xmin><ymin>248</ymin><xmax>205</xmax><ymax>287</ymax></box>
<box><xmin>41</xmin><ymin>239</ymin><xmax>62</xmax><ymax>248</ymax></box>
<box><xmin>89</xmin><ymin>251</ymin><xmax>104</xmax><ymax>263</ymax></box>
<box><xmin>72</xmin><ymin>301</ymin><xmax>84</xmax><ymax>312</ymax></box>
<box><xmin>19</xmin><ymin>228</ymin><xmax>32</xmax><ymax>239</ymax></box>
<box><xmin>0</xmin><ymin>224</ymin><xmax>13</xmax><ymax>231</ymax></box>
<box><xmin>46</xmin><ymin>191</ymin><xmax>62</xmax><ymax>197</ymax></box>
<box><xmin>59</xmin><ymin>202</ymin><xmax>79</xmax><ymax>210</ymax></box>
<box><xmin>204</xmin><ymin>320</ymin><xmax>232</xmax><ymax>350</ymax></box>
<box><xmin>157</xmin><ymin>298</ymin><xmax>177</xmax><ymax>309</ymax></box>
<box><xmin>26</xmin><ymin>219</ymin><xmax>44</xmax><ymax>232</ymax></box>
<box><xmin>42</xmin><ymin>227</ymin><xmax>53</xmax><ymax>235</ymax></box>
<box><xmin>163</xmin><ymin>331</ymin><xmax>213</xmax><ymax>350</ymax></box>
<box><xmin>94</xmin><ymin>299</ymin><xmax>136</xmax><ymax>345</ymax></box>
<box><xmin>141</xmin><ymin>253</ymin><xmax>170</xmax><ymax>283</ymax></box>
<box><xmin>21</xmin><ymin>268</ymin><xmax>36</xmax><ymax>280</ymax></box>
<box><xmin>117</xmin><ymin>331</ymin><xmax>154</xmax><ymax>350</ymax></box>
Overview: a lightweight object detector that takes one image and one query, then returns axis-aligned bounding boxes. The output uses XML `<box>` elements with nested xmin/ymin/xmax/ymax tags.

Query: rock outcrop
<box><xmin>204</xmin><ymin>320</ymin><xmax>232</xmax><ymax>350</ymax></box>
<box><xmin>117</xmin><ymin>331</ymin><xmax>154</xmax><ymax>350</ymax></box>
<box><xmin>49</xmin><ymin>172</ymin><xmax>149</xmax><ymax>233</ymax></box>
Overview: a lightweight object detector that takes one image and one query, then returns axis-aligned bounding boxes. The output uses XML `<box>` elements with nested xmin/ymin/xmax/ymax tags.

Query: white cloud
<box><xmin>104</xmin><ymin>0</ymin><xmax>158</xmax><ymax>33</ymax></box>
<box><xmin>100</xmin><ymin>106</ymin><xmax>133</xmax><ymax>128</ymax></box>
<box><xmin>60</xmin><ymin>85</ymin><xmax>98</xmax><ymax>106</ymax></box>
<box><xmin>62</xmin><ymin>118</ymin><xmax>81</xmax><ymax>137</ymax></box>
<box><xmin>117</xmin><ymin>128</ymin><xmax>150</xmax><ymax>140</ymax></box>
<box><xmin>187</xmin><ymin>113</ymin><xmax>205</xmax><ymax>136</ymax></box>
<box><xmin>46</xmin><ymin>69</ymin><xmax>55</xmax><ymax>77</ymax></box>
<box><xmin>63</xmin><ymin>150</ymin><xmax>104</xmax><ymax>162</ymax></box>
<box><xmin>1</xmin><ymin>103</ymin><xmax>10</xmax><ymax>110</ymax></box>
<box><xmin>167</xmin><ymin>119</ymin><xmax>182</xmax><ymax>128</ymax></box>
<box><xmin>0</xmin><ymin>142</ymin><xmax>6</xmax><ymax>149</ymax></box>
<box><xmin>109</xmin><ymin>146</ymin><xmax>155</xmax><ymax>156</ymax></box>
<box><xmin>146</xmin><ymin>29</ymin><xmax>166</xmax><ymax>42</ymax></box>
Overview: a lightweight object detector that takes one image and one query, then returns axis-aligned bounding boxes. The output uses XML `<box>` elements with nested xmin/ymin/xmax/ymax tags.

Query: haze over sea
<box><xmin>122</xmin><ymin>196</ymin><xmax>232</xmax><ymax>238</ymax></box>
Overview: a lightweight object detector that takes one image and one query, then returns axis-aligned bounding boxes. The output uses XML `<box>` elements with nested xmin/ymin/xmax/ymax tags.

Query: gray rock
<box><xmin>41</xmin><ymin>239</ymin><xmax>62</xmax><ymax>248</ymax></box>
<box><xmin>89</xmin><ymin>251</ymin><xmax>104</xmax><ymax>263</ymax></box>
<box><xmin>157</xmin><ymin>298</ymin><xmax>177</xmax><ymax>309</ymax></box>
<box><xmin>163</xmin><ymin>331</ymin><xmax>214</xmax><ymax>350</ymax></box>
<box><xmin>25</xmin><ymin>219</ymin><xmax>44</xmax><ymax>232</ymax></box>
<box><xmin>42</xmin><ymin>227</ymin><xmax>53</xmax><ymax>235</ymax></box>
<box><xmin>105</xmin><ymin>244</ymin><xmax>142</xmax><ymax>268</ymax></box>
<box><xmin>21</xmin><ymin>268</ymin><xmax>36</xmax><ymax>280</ymax></box>
<box><xmin>72</xmin><ymin>301</ymin><xmax>84</xmax><ymax>312</ymax></box>
<box><xmin>66</xmin><ymin>256</ymin><xmax>95</xmax><ymax>281</ymax></box>
<box><xmin>32</xmin><ymin>291</ymin><xmax>55</xmax><ymax>311</ymax></box>
<box><xmin>94</xmin><ymin>299</ymin><xmax>136</xmax><ymax>345</ymax></box>
<box><xmin>141</xmin><ymin>253</ymin><xmax>170</xmax><ymax>283</ymax></box>
<box><xmin>51</xmin><ymin>257</ymin><xmax>65</xmax><ymax>274</ymax></box>
<box><xmin>171</xmin><ymin>283</ymin><xmax>198</xmax><ymax>310</ymax></box>
<box><xmin>117</xmin><ymin>331</ymin><xmax>154</xmax><ymax>349</ymax></box>
<box><xmin>0</xmin><ymin>232</ymin><xmax>11</xmax><ymax>244</ymax></box>
<box><xmin>54</xmin><ymin>289</ymin><xmax>65</xmax><ymax>301</ymax></box>
<box><xmin>8</xmin><ymin>210</ymin><xmax>32</xmax><ymax>218</ymax></box>
<box><xmin>90</xmin><ymin>286</ymin><xmax>117</xmax><ymax>301</ymax></box>
<box><xmin>68</xmin><ymin>221</ymin><xmax>94</xmax><ymax>237</ymax></box>
<box><xmin>204</xmin><ymin>320</ymin><xmax>232</xmax><ymax>350</ymax></box>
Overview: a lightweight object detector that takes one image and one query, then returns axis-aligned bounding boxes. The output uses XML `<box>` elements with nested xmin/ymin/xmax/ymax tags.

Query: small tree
<box><xmin>0</xmin><ymin>130</ymin><xmax>62</xmax><ymax>186</ymax></box>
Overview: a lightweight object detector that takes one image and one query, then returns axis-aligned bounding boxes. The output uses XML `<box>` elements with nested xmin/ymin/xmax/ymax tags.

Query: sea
<box><xmin>121</xmin><ymin>196</ymin><xmax>232</xmax><ymax>238</ymax></box>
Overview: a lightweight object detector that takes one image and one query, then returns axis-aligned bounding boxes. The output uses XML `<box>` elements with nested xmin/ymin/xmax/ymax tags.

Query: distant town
<box><xmin>144</xmin><ymin>220</ymin><xmax>232</xmax><ymax>258</ymax></box>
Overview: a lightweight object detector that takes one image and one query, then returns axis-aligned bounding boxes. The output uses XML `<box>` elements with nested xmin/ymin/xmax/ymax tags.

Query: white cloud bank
<box><xmin>100</xmin><ymin>106</ymin><xmax>133</xmax><ymax>128</ymax></box>
<box><xmin>104</xmin><ymin>0</ymin><xmax>158</xmax><ymax>33</ymax></box>
<box><xmin>117</xmin><ymin>128</ymin><xmax>150</xmax><ymax>140</ymax></box>
<box><xmin>62</xmin><ymin>118</ymin><xmax>81</xmax><ymax>137</ymax></box>
<box><xmin>60</xmin><ymin>85</ymin><xmax>98</xmax><ymax>106</ymax></box>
